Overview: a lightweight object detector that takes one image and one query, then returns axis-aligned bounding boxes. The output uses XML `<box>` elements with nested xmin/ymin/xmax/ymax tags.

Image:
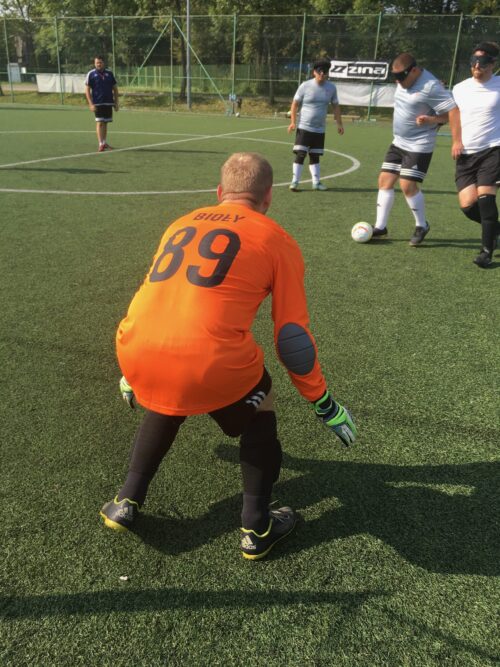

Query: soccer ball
<box><xmin>235</xmin><ymin>112</ymin><xmax>240</xmax><ymax>117</ymax></box>
<box><xmin>351</xmin><ymin>222</ymin><xmax>373</xmax><ymax>243</ymax></box>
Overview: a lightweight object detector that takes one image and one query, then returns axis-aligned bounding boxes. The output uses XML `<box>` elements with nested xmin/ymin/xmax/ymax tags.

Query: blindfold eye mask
<box><xmin>393</xmin><ymin>61</ymin><xmax>416</xmax><ymax>82</ymax></box>
<box><xmin>470</xmin><ymin>54</ymin><xmax>494</xmax><ymax>68</ymax></box>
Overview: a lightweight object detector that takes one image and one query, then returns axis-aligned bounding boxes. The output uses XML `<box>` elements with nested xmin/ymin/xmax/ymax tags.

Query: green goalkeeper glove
<box><xmin>119</xmin><ymin>376</ymin><xmax>135</xmax><ymax>409</ymax></box>
<box><xmin>313</xmin><ymin>390</ymin><xmax>357</xmax><ymax>446</ymax></box>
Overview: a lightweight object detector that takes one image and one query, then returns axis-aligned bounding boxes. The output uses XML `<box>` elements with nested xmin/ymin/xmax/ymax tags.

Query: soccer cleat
<box><xmin>103</xmin><ymin>143</ymin><xmax>113</xmax><ymax>150</ymax></box>
<box><xmin>473</xmin><ymin>250</ymin><xmax>492</xmax><ymax>268</ymax></box>
<box><xmin>409</xmin><ymin>223</ymin><xmax>430</xmax><ymax>246</ymax></box>
<box><xmin>100</xmin><ymin>496</ymin><xmax>139</xmax><ymax>532</ymax></box>
<box><xmin>98</xmin><ymin>144</ymin><xmax>106</xmax><ymax>152</ymax></box>
<box><xmin>372</xmin><ymin>227</ymin><xmax>388</xmax><ymax>239</ymax></box>
<box><xmin>289</xmin><ymin>181</ymin><xmax>299</xmax><ymax>191</ymax></box>
<box><xmin>312</xmin><ymin>181</ymin><xmax>328</xmax><ymax>191</ymax></box>
<box><xmin>240</xmin><ymin>506</ymin><xmax>296</xmax><ymax>560</ymax></box>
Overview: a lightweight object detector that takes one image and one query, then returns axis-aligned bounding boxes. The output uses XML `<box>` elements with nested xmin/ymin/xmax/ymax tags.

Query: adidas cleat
<box><xmin>409</xmin><ymin>223</ymin><xmax>430</xmax><ymax>246</ymax></box>
<box><xmin>100</xmin><ymin>496</ymin><xmax>139</xmax><ymax>532</ymax></box>
<box><xmin>312</xmin><ymin>181</ymin><xmax>328</xmax><ymax>191</ymax></box>
<box><xmin>289</xmin><ymin>181</ymin><xmax>299</xmax><ymax>191</ymax></box>
<box><xmin>241</xmin><ymin>506</ymin><xmax>296</xmax><ymax>560</ymax></box>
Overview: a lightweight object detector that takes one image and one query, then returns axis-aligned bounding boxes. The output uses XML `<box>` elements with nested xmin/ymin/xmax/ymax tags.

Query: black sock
<box><xmin>239</xmin><ymin>411</ymin><xmax>282</xmax><ymax>532</ymax></box>
<box><xmin>241</xmin><ymin>494</ymin><xmax>271</xmax><ymax>533</ymax></box>
<box><xmin>478</xmin><ymin>194</ymin><xmax>498</xmax><ymax>254</ymax></box>
<box><xmin>117</xmin><ymin>411</ymin><xmax>185</xmax><ymax>506</ymax></box>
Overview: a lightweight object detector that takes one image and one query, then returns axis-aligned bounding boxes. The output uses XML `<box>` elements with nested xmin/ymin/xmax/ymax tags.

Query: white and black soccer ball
<box><xmin>351</xmin><ymin>222</ymin><xmax>373</xmax><ymax>243</ymax></box>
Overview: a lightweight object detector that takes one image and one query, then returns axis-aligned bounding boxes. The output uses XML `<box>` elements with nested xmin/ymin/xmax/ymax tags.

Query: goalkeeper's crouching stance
<box><xmin>101</xmin><ymin>152</ymin><xmax>357</xmax><ymax>561</ymax></box>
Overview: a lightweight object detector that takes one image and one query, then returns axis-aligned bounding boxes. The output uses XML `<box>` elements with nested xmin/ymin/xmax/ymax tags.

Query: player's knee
<box><xmin>309</xmin><ymin>154</ymin><xmax>320</xmax><ymax>165</ymax></box>
<box><xmin>277</xmin><ymin>323</ymin><xmax>316</xmax><ymax>376</ymax></box>
<box><xmin>461</xmin><ymin>202</ymin><xmax>481</xmax><ymax>223</ymax></box>
<box><xmin>294</xmin><ymin>151</ymin><xmax>307</xmax><ymax>165</ymax></box>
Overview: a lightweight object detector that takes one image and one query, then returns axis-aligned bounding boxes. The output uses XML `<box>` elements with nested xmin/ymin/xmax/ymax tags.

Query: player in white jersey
<box><xmin>287</xmin><ymin>59</ymin><xmax>344</xmax><ymax>191</ymax></box>
<box><xmin>450</xmin><ymin>42</ymin><xmax>500</xmax><ymax>268</ymax></box>
<box><xmin>372</xmin><ymin>53</ymin><xmax>459</xmax><ymax>246</ymax></box>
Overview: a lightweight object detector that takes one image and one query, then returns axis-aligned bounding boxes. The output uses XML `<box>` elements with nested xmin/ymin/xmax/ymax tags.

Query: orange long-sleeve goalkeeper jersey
<box><xmin>116</xmin><ymin>202</ymin><xmax>327</xmax><ymax>415</ymax></box>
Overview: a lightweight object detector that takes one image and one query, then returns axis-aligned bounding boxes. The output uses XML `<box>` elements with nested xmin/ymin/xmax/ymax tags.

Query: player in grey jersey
<box><xmin>372</xmin><ymin>53</ymin><xmax>459</xmax><ymax>246</ymax></box>
<box><xmin>287</xmin><ymin>59</ymin><xmax>344</xmax><ymax>191</ymax></box>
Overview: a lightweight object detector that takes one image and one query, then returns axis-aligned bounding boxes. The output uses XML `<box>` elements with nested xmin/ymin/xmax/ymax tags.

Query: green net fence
<box><xmin>0</xmin><ymin>13</ymin><xmax>498</xmax><ymax>111</ymax></box>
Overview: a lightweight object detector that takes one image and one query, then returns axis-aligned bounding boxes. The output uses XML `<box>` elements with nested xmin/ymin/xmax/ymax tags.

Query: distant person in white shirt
<box><xmin>372</xmin><ymin>53</ymin><xmax>459</xmax><ymax>246</ymax></box>
<box><xmin>287</xmin><ymin>59</ymin><xmax>344</xmax><ymax>192</ymax></box>
<box><xmin>450</xmin><ymin>41</ymin><xmax>500</xmax><ymax>268</ymax></box>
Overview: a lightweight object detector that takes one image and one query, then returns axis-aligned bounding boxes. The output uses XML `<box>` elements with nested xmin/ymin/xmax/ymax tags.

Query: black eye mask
<box><xmin>393</xmin><ymin>61</ymin><xmax>416</xmax><ymax>82</ymax></box>
<box><xmin>470</xmin><ymin>54</ymin><xmax>494</xmax><ymax>68</ymax></box>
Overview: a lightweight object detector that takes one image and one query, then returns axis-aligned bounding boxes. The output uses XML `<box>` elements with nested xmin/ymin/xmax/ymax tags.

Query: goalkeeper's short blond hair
<box><xmin>220</xmin><ymin>152</ymin><xmax>273</xmax><ymax>202</ymax></box>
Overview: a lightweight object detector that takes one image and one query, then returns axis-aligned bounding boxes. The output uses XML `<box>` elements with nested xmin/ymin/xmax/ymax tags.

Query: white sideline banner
<box><xmin>335</xmin><ymin>82</ymin><xmax>396</xmax><ymax>108</ymax></box>
<box><xmin>36</xmin><ymin>73</ymin><xmax>86</xmax><ymax>94</ymax></box>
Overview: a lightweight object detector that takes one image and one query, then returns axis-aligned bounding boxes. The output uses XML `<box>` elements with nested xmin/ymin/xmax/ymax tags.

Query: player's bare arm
<box><xmin>288</xmin><ymin>100</ymin><xmax>299</xmax><ymax>133</ymax></box>
<box><xmin>85</xmin><ymin>85</ymin><xmax>95</xmax><ymax>111</ymax></box>
<box><xmin>333</xmin><ymin>103</ymin><xmax>344</xmax><ymax>135</ymax></box>
<box><xmin>447</xmin><ymin>107</ymin><xmax>463</xmax><ymax>159</ymax></box>
<box><xmin>415</xmin><ymin>112</ymin><xmax>450</xmax><ymax>126</ymax></box>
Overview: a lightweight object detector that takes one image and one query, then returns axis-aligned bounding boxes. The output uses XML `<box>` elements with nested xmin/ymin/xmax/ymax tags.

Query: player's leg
<box><xmin>309</xmin><ymin>133</ymin><xmax>326</xmax><ymax>190</ymax></box>
<box><xmin>457</xmin><ymin>148</ymin><xmax>499</xmax><ymax>267</ymax></box>
<box><xmin>400</xmin><ymin>150</ymin><xmax>432</xmax><ymax>246</ymax></box>
<box><xmin>374</xmin><ymin>144</ymin><xmax>400</xmax><ymax>237</ymax></box>
<box><xmin>209</xmin><ymin>369</ymin><xmax>295</xmax><ymax>560</ymax></box>
<box><xmin>290</xmin><ymin>129</ymin><xmax>309</xmax><ymax>190</ymax></box>
<box><xmin>476</xmin><ymin>185</ymin><xmax>499</xmax><ymax>267</ymax></box>
<box><xmin>100</xmin><ymin>411</ymin><xmax>186</xmax><ymax>531</ymax></box>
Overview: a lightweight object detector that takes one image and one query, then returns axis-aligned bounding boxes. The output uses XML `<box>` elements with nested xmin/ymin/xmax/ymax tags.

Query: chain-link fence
<box><xmin>0</xmin><ymin>13</ymin><xmax>498</xmax><ymax>111</ymax></box>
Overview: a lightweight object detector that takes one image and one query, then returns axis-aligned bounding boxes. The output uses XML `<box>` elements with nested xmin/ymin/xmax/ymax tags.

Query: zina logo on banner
<box><xmin>329</xmin><ymin>61</ymin><xmax>389</xmax><ymax>80</ymax></box>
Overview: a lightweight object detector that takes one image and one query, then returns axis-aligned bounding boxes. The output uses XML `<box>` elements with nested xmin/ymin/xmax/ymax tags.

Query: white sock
<box><xmin>405</xmin><ymin>191</ymin><xmax>427</xmax><ymax>228</ymax></box>
<box><xmin>309</xmin><ymin>163</ymin><xmax>320</xmax><ymax>183</ymax></box>
<box><xmin>375</xmin><ymin>189</ymin><xmax>395</xmax><ymax>230</ymax></box>
<box><xmin>293</xmin><ymin>163</ymin><xmax>303</xmax><ymax>182</ymax></box>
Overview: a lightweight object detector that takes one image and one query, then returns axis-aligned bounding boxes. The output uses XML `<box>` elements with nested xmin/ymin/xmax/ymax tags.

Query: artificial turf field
<box><xmin>0</xmin><ymin>106</ymin><xmax>498</xmax><ymax>666</ymax></box>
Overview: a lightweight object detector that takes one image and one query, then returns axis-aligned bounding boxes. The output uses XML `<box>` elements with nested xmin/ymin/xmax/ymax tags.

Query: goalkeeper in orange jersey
<box><xmin>100</xmin><ymin>152</ymin><xmax>357</xmax><ymax>560</ymax></box>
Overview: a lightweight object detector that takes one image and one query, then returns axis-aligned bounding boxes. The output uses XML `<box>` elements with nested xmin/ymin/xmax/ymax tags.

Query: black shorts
<box><xmin>208</xmin><ymin>368</ymin><xmax>272</xmax><ymax>437</ymax></box>
<box><xmin>94</xmin><ymin>105</ymin><xmax>113</xmax><ymax>122</ymax></box>
<box><xmin>293</xmin><ymin>129</ymin><xmax>325</xmax><ymax>155</ymax></box>
<box><xmin>381</xmin><ymin>144</ymin><xmax>433</xmax><ymax>182</ymax></box>
<box><xmin>455</xmin><ymin>146</ymin><xmax>500</xmax><ymax>192</ymax></box>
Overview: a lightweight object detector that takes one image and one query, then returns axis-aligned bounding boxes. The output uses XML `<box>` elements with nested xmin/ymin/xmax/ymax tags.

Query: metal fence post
<box><xmin>449</xmin><ymin>13</ymin><xmax>463</xmax><ymax>89</ymax></box>
<box><xmin>111</xmin><ymin>15</ymin><xmax>116</xmax><ymax>74</ymax></box>
<box><xmin>231</xmin><ymin>13</ymin><xmax>236</xmax><ymax>98</ymax></box>
<box><xmin>3</xmin><ymin>17</ymin><xmax>14</xmax><ymax>102</ymax></box>
<box><xmin>54</xmin><ymin>16</ymin><xmax>64</xmax><ymax>105</ymax></box>
<box><xmin>367</xmin><ymin>11</ymin><xmax>382</xmax><ymax>121</ymax></box>
<box><xmin>170</xmin><ymin>13</ymin><xmax>173</xmax><ymax>110</ymax></box>
<box><xmin>298</xmin><ymin>12</ymin><xmax>306</xmax><ymax>87</ymax></box>
<box><xmin>186</xmin><ymin>0</ymin><xmax>191</xmax><ymax>109</ymax></box>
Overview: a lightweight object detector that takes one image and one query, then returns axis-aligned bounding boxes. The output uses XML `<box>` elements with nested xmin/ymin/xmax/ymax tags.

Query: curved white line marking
<box><xmin>0</xmin><ymin>130</ymin><xmax>360</xmax><ymax>195</ymax></box>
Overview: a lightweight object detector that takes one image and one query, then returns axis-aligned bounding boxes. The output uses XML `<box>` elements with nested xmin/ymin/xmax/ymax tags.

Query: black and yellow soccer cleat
<box><xmin>100</xmin><ymin>496</ymin><xmax>139</xmax><ymax>532</ymax></box>
<box><xmin>240</xmin><ymin>507</ymin><xmax>296</xmax><ymax>560</ymax></box>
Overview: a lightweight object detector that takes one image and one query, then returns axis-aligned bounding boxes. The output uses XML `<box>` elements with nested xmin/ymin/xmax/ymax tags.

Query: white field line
<box><xmin>0</xmin><ymin>131</ymin><xmax>360</xmax><ymax>195</ymax></box>
<box><xmin>0</xmin><ymin>125</ymin><xmax>284</xmax><ymax>170</ymax></box>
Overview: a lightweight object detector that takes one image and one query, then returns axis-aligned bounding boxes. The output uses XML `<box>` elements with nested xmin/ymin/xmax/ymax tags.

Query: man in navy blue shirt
<box><xmin>85</xmin><ymin>55</ymin><xmax>119</xmax><ymax>152</ymax></box>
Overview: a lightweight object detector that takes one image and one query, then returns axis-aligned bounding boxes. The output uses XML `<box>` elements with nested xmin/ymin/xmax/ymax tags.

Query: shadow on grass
<box><xmin>135</xmin><ymin>449</ymin><xmax>499</xmax><ymax>576</ymax></box>
<box><xmin>0</xmin><ymin>587</ymin><xmax>382</xmax><ymax>618</ymax></box>
<box><xmin>1</xmin><ymin>167</ymin><xmax>127</xmax><ymax>174</ymax></box>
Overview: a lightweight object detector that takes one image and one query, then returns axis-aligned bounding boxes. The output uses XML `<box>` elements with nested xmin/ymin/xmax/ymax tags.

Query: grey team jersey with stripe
<box><xmin>294</xmin><ymin>79</ymin><xmax>339</xmax><ymax>133</ymax></box>
<box><xmin>393</xmin><ymin>69</ymin><xmax>456</xmax><ymax>153</ymax></box>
